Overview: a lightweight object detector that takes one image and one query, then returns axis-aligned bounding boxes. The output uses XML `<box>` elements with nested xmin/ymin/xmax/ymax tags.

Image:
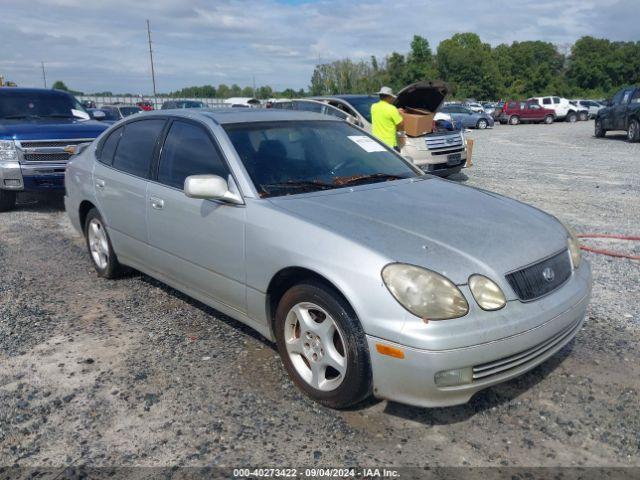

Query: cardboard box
<box><xmin>400</xmin><ymin>107</ymin><xmax>435</xmax><ymax>137</ymax></box>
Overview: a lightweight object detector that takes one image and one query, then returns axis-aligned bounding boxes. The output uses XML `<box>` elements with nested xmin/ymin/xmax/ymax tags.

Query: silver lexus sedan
<box><xmin>65</xmin><ymin>109</ymin><xmax>592</xmax><ymax>409</ymax></box>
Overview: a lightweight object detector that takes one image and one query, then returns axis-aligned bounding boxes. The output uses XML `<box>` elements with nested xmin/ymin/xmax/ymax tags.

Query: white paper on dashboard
<box><xmin>347</xmin><ymin>135</ymin><xmax>387</xmax><ymax>153</ymax></box>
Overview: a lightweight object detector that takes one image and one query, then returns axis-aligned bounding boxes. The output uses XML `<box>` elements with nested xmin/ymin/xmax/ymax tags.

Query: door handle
<box><xmin>150</xmin><ymin>196</ymin><xmax>164</xmax><ymax>210</ymax></box>
<box><xmin>95</xmin><ymin>178</ymin><xmax>105</xmax><ymax>189</ymax></box>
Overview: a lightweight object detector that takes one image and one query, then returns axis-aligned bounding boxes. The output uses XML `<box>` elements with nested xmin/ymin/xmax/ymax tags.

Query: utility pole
<box><xmin>146</xmin><ymin>19</ymin><xmax>157</xmax><ymax>97</ymax></box>
<box><xmin>252</xmin><ymin>76</ymin><xmax>256</xmax><ymax>97</ymax></box>
<box><xmin>41</xmin><ymin>61</ymin><xmax>47</xmax><ymax>88</ymax></box>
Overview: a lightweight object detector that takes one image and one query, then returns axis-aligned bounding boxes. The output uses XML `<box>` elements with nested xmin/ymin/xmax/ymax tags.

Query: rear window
<box><xmin>542</xmin><ymin>98</ymin><xmax>551</xmax><ymax>105</ymax></box>
<box><xmin>112</xmin><ymin>119</ymin><xmax>165</xmax><ymax>178</ymax></box>
<box><xmin>99</xmin><ymin>126</ymin><xmax>123</xmax><ymax>165</ymax></box>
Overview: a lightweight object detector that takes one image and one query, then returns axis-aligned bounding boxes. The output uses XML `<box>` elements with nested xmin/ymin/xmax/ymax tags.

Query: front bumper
<box><xmin>367</xmin><ymin>263</ymin><xmax>591</xmax><ymax>408</ymax></box>
<box><xmin>0</xmin><ymin>163</ymin><xmax>66</xmax><ymax>191</ymax></box>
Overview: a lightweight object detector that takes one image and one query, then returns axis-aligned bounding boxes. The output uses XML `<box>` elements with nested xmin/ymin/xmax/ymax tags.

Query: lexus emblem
<box><xmin>542</xmin><ymin>267</ymin><xmax>555</xmax><ymax>283</ymax></box>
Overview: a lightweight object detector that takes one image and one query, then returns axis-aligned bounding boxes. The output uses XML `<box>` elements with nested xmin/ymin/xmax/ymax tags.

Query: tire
<box><xmin>0</xmin><ymin>190</ymin><xmax>17</xmax><ymax>212</ymax></box>
<box><xmin>594</xmin><ymin>119</ymin><xmax>606</xmax><ymax>138</ymax></box>
<box><xmin>566</xmin><ymin>112</ymin><xmax>577</xmax><ymax>123</ymax></box>
<box><xmin>274</xmin><ymin>281</ymin><xmax>372</xmax><ymax>409</ymax></box>
<box><xmin>628</xmin><ymin>119</ymin><xmax>640</xmax><ymax>143</ymax></box>
<box><xmin>83</xmin><ymin>208</ymin><xmax>124</xmax><ymax>279</ymax></box>
<box><xmin>509</xmin><ymin>115</ymin><xmax>520</xmax><ymax>125</ymax></box>
<box><xmin>544</xmin><ymin>115</ymin><xmax>554</xmax><ymax>124</ymax></box>
<box><xmin>579</xmin><ymin>111</ymin><xmax>588</xmax><ymax>121</ymax></box>
<box><xmin>476</xmin><ymin>119</ymin><xmax>488</xmax><ymax>129</ymax></box>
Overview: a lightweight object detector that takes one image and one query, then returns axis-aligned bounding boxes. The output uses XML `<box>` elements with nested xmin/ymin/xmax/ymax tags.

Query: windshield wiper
<box><xmin>43</xmin><ymin>114</ymin><xmax>74</xmax><ymax>118</ymax></box>
<box><xmin>2</xmin><ymin>114</ymin><xmax>40</xmax><ymax>119</ymax></box>
<box><xmin>333</xmin><ymin>173</ymin><xmax>405</xmax><ymax>186</ymax></box>
<box><xmin>261</xmin><ymin>180</ymin><xmax>336</xmax><ymax>195</ymax></box>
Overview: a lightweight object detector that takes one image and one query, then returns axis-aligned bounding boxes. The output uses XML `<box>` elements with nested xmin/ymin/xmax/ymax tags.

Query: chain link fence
<box><xmin>76</xmin><ymin>96</ymin><xmax>229</xmax><ymax>110</ymax></box>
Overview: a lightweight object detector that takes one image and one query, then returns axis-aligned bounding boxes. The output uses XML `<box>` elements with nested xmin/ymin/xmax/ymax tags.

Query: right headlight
<box><xmin>0</xmin><ymin>140</ymin><xmax>18</xmax><ymax>165</ymax></box>
<box><xmin>559</xmin><ymin>220</ymin><xmax>582</xmax><ymax>269</ymax></box>
<box><xmin>468</xmin><ymin>275</ymin><xmax>506</xmax><ymax>311</ymax></box>
<box><xmin>381</xmin><ymin>263</ymin><xmax>469</xmax><ymax>320</ymax></box>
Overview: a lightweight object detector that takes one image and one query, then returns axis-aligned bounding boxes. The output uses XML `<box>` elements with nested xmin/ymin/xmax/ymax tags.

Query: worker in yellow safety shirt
<box><xmin>371</xmin><ymin>86</ymin><xmax>404</xmax><ymax>151</ymax></box>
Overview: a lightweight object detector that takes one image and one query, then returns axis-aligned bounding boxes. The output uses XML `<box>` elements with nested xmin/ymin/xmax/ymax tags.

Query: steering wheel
<box><xmin>330</xmin><ymin>157</ymin><xmax>361</xmax><ymax>177</ymax></box>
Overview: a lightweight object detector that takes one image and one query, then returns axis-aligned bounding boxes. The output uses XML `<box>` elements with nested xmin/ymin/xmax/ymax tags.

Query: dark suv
<box><xmin>0</xmin><ymin>88</ymin><xmax>108</xmax><ymax>211</ymax></box>
<box><xmin>595</xmin><ymin>86</ymin><xmax>640</xmax><ymax>142</ymax></box>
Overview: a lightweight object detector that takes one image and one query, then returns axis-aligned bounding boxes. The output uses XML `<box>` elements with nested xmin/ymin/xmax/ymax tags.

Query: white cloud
<box><xmin>0</xmin><ymin>0</ymin><xmax>637</xmax><ymax>93</ymax></box>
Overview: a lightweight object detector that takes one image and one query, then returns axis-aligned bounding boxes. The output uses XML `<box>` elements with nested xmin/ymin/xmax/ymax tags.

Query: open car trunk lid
<box><xmin>394</xmin><ymin>81</ymin><xmax>449</xmax><ymax>112</ymax></box>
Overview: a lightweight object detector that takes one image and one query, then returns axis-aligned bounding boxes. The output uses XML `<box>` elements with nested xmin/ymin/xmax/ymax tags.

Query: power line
<box><xmin>146</xmin><ymin>19</ymin><xmax>157</xmax><ymax>96</ymax></box>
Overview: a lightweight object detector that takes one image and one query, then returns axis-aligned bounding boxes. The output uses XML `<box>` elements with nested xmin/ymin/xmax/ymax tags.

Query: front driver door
<box><xmin>146</xmin><ymin>119</ymin><xmax>247</xmax><ymax>314</ymax></box>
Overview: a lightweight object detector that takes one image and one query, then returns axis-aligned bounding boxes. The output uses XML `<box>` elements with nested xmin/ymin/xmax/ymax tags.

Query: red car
<box><xmin>498</xmin><ymin>100</ymin><xmax>555</xmax><ymax>125</ymax></box>
<box><xmin>136</xmin><ymin>100</ymin><xmax>154</xmax><ymax>111</ymax></box>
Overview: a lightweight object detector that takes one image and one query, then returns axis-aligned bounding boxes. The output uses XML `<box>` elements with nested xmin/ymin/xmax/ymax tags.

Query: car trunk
<box><xmin>394</xmin><ymin>81</ymin><xmax>450</xmax><ymax>137</ymax></box>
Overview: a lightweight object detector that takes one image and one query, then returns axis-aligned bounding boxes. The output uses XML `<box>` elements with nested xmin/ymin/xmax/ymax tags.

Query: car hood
<box><xmin>394</xmin><ymin>81</ymin><xmax>449</xmax><ymax>113</ymax></box>
<box><xmin>0</xmin><ymin>118</ymin><xmax>108</xmax><ymax>140</ymax></box>
<box><xmin>269</xmin><ymin>178</ymin><xmax>568</xmax><ymax>287</ymax></box>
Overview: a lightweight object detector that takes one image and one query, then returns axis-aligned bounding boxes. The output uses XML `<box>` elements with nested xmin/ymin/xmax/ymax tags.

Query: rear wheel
<box><xmin>509</xmin><ymin>115</ymin><xmax>520</xmax><ymax>125</ymax></box>
<box><xmin>274</xmin><ymin>281</ymin><xmax>371</xmax><ymax>409</ymax></box>
<box><xmin>594</xmin><ymin>119</ymin><xmax>606</xmax><ymax>138</ymax></box>
<box><xmin>628</xmin><ymin>119</ymin><xmax>640</xmax><ymax>143</ymax></box>
<box><xmin>476</xmin><ymin>118</ymin><xmax>488</xmax><ymax>129</ymax></box>
<box><xmin>0</xmin><ymin>190</ymin><xmax>17</xmax><ymax>212</ymax></box>
<box><xmin>579</xmin><ymin>111</ymin><xmax>589</xmax><ymax>121</ymax></box>
<box><xmin>566</xmin><ymin>112</ymin><xmax>577</xmax><ymax>123</ymax></box>
<box><xmin>544</xmin><ymin>115</ymin><xmax>554</xmax><ymax>124</ymax></box>
<box><xmin>84</xmin><ymin>208</ymin><xmax>124</xmax><ymax>278</ymax></box>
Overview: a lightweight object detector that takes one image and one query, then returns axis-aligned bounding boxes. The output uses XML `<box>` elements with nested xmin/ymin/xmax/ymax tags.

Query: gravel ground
<box><xmin>0</xmin><ymin>120</ymin><xmax>638</xmax><ymax>469</ymax></box>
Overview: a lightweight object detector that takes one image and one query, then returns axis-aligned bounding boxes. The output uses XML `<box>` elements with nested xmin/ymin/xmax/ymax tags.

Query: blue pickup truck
<box><xmin>0</xmin><ymin>87</ymin><xmax>108</xmax><ymax>211</ymax></box>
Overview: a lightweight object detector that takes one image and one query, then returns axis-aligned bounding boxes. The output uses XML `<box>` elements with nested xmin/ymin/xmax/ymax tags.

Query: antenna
<box><xmin>41</xmin><ymin>61</ymin><xmax>47</xmax><ymax>88</ymax></box>
<box><xmin>147</xmin><ymin>19</ymin><xmax>157</xmax><ymax>97</ymax></box>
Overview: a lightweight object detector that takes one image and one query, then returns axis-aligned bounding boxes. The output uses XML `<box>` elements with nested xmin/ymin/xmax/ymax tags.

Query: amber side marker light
<box><xmin>375</xmin><ymin>343</ymin><xmax>405</xmax><ymax>359</ymax></box>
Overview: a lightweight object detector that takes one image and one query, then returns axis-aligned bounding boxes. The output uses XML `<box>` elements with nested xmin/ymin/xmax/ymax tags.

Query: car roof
<box><xmin>0</xmin><ymin>87</ymin><xmax>74</xmax><ymax>96</ymax></box>
<box><xmin>312</xmin><ymin>94</ymin><xmax>376</xmax><ymax>100</ymax></box>
<box><xmin>127</xmin><ymin>108</ymin><xmax>338</xmax><ymax>125</ymax></box>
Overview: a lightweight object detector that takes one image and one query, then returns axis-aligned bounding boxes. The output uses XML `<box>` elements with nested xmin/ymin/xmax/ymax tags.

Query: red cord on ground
<box><xmin>576</xmin><ymin>234</ymin><xmax>640</xmax><ymax>261</ymax></box>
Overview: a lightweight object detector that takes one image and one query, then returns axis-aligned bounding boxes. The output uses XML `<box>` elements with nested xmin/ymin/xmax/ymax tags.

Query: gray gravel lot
<box><xmin>0</xmin><ymin>120</ymin><xmax>638</xmax><ymax>468</ymax></box>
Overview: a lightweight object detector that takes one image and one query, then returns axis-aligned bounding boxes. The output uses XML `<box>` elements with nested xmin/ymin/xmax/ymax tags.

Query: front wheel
<box><xmin>84</xmin><ymin>208</ymin><xmax>124</xmax><ymax>278</ymax></box>
<box><xmin>566</xmin><ymin>112</ymin><xmax>577</xmax><ymax>123</ymax></box>
<box><xmin>509</xmin><ymin>115</ymin><xmax>520</xmax><ymax>125</ymax></box>
<box><xmin>628</xmin><ymin>119</ymin><xmax>640</xmax><ymax>143</ymax></box>
<box><xmin>544</xmin><ymin>115</ymin><xmax>554</xmax><ymax>124</ymax></box>
<box><xmin>476</xmin><ymin>119</ymin><xmax>488</xmax><ymax>129</ymax></box>
<box><xmin>594</xmin><ymin>119</ymin><xmax>606</xmax><ymax>138</ymax></box>
<box><xmin>275</xmin><ymin>281</ymin><xmax>371</xmax><ymax>409</ymax></box>
<box><xmin>0</xmin><ymin>190</ymin><xmax>17</xmax><ymax>212</ymax></box>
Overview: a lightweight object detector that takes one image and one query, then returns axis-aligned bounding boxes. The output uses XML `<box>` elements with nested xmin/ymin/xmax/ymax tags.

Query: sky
<box><xmin>0</xmin><ymin>0</ymin><xmax>638</xmax><ymax>95</ymax></box>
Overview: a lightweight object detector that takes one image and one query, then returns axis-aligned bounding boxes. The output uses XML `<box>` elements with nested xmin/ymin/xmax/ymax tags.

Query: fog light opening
<box><xmin>434</xmin><ymin>367</ymin><xmax>473</xmax><ymax>387</ymax></box>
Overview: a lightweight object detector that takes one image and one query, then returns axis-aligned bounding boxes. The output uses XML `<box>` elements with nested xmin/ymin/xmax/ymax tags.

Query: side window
<box><xmin>99</xmin><ymin>126</ymin><xmax>123</xmax><ymax>165</ymax></box>
<box><xmin>631</xmin><ymin>90</ymin><xmax>640</xmax><ymax>104</ymax></box>
<box><xmin>622</xmin><ymin>90</ymin><xmax>632</xmax><ymax>104</ymax></box>
<box><xmin>542</xmin><ymin>98</ymin><xmax>551</xmax><ymax>105</ymax></box>
<box><xmin>508</xmin><ymin>102</ymin><xmax>517</xmax><ymax>109</ymax></box>
<box><xmin>157</xmin><ymin>121</ymin><xmax>229</xmax><ymax>190</ymax></box>
<box><xmin>553</xmin><ymin>97</ymin><xmax>560</xmax><ymax>104</ymax></box>
<box><xmin>112</xmin><ymin>119</ymin><xmax>165</xmax><ymax>178</ymax></box>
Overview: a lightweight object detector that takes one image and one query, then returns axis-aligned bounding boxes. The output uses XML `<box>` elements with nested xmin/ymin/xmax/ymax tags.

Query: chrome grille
<box><xmin>17</xmin><ymin>138</ymin><xmax>94</xmax><ymax>164</ymax></box>
<box><xmin>425</xmin><ymin>133</ymin><xmax>464</xmax><ymax>151</ymax></box>
<box><xmin>472</xmin><ymin>316</ymin><xmax>581</xmax><ymax>381</ymax></box>
<box><xmin>24</xmin><ymin>153</ymin><xmax>71</xmax><ymax>162</ymax></box>
<box><xmin>506</xmin><ymin>250</ymin><xmax>572</xmax><ymax>301</ymax></box>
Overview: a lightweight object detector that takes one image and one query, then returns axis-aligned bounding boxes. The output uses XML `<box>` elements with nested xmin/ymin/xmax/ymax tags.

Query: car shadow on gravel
<box><xmin>382</xmin><ymin>341</ymin><xmax>575</xmax><ymax>425</ymax></box>
<box><xmin>137</xmin><ymin>274</ymin><xmax>276</xmax><ymax>350</ymax></box>
<box><xmin>446</xmin><ymin>172</ymin><xmax>469</xmax><ymax>183</ymax></box>
<box><xmin>598</xmin><ymin>134</ymin><xmax>632</xmax><ymax>142</ymax></box>
<box><xmin>14</xmin><ymin>192</ymin><xmax>65</xmax><ymax>212</ymax></box>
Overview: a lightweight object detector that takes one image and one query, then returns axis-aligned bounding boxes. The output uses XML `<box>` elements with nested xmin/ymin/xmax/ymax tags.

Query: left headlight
<box><xmin>468</xmin><ymin>275</ymin><xmax>506</xmax><ymax>311</ymax></box>
<box><xmin>0</xmin><ymin>140</ymin><xmax>18</xmax><ymax>164</ymax></box>
<box><xmin>381</xmin><ymin>263</ymin><xmax>469</xmax><ymax>320</ymax></box>
<box><xmin>561</xmin><ymin>220</ymin><xmax>582</xmax><ymax>269</ymax></box>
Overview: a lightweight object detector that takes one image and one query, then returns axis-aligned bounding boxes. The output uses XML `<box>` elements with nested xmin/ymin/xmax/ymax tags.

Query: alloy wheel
<box><xmin>88</xmin><ymin>218</ymin><xmax>109</xmax><ymax>270</ymax></box>
<box><xmin>628</xmin><ymin>121</ymin><xmax>638</xmax><ymax>141</ymax></box>
<box><xmin>283</xmin><ymin>302</ymin><xmax>347</xmax><ymax>392</ymax></box>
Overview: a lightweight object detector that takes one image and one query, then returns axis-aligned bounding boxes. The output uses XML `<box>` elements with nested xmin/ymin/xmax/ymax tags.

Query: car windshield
<box><xmin>120</xmin><ymin>107</ymin><xmax>141</xmax><ymax>117</ymax></box>
<box><xmin>224</xmin><ymin>120</ymin><xmax>419</xmax><ymax>198</ymax></box>
<box><xmin>100</xmin><ymin>108</ymin><xmax>119</xmax><ymax>120</ymax></box>
<box><xmin>343</xmin><ymin>97</ymin><xmax>377</xmax><ymax>123</ymax></box>
<box><xmin>0</xmin><ymin>91</ymin><xmax>87</xmax><ymax>119</ymax></box>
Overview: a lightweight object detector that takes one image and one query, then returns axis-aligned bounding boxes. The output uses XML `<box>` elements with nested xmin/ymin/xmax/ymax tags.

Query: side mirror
<box><xmin>184</xmin><ymin>175</ymin><xmax>243</xmax><ymax>204</ymax></box>
<box><xmin>91</xmin><ymin>110</ymin><xmax>106</xmax><ymax>120</ymax></box>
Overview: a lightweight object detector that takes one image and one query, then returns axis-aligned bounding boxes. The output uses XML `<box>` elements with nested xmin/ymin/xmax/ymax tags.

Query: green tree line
<box><xmin>310</xmin><ymin>34</ymin><xmax>640</xmax><ymax>100</ymax></box>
